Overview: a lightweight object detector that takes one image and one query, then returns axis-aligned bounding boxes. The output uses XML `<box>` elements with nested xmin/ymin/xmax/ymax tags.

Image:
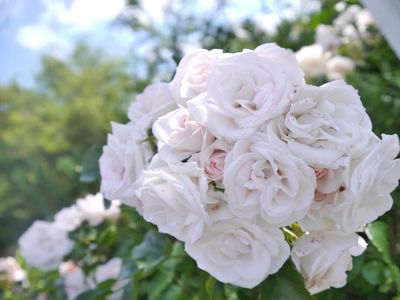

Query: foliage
<box><xmin>1</xmin><ymin>0</ymin><xmax>400</xmax><ymax>299</ymax></box>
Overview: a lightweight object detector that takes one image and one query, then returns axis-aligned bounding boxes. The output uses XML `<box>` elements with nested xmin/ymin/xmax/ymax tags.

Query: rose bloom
<box><xmin>200</xmin><ymin>139</ymin><xmax>231</xmax><ymax>182</ymax></box>
<box><xmin>224</xmin><ymin>134</ymin><xmax>316</xmax><ymax>227</ymax></box>
<box><xmin>153</xmin><ymin>108</ymin><xmax>214</xmax><ymax>163</ymax></box>
<box><xmin>94</xmin><ymin>258</ymin><xmax>128</xmax><ymax>300</ymax></box>
<box><xmin>169</xmin><ymin>49</ymin><xmax>224</xmax><ymax>106</ymax></box>
<box><xmin>292</xmin><ymin>230</ymin><xmax>367</xmax><ymax>294</ymax></box>
<box><xmin>76</xmin><ymin>193</ymin><xmax>120</xmax><ymax>226</ymax></box>
<box><xmin>300</xmin><ymin>134</ymin><xmax>400</xmax><ymax>232</ymax></box>
<box><xmin>136</xmin><ymin>160</ymin><xmax>210</xmax><ymax>243</ymax></box>
<box><xmin>267</xmin><ymin>80</ymin><xmax>375</xmax><ymax>169</ymax></box>
<box><xmin>326</xmin><ymin>56</ymin><xmax>355</xmax><ymax>80</ymax></box>
<box><xmin>295</xmin><ymin>44</ymin><xmax>330</xmax><ymax>80</ymax></box>
<box><xmin>315</xmin><ymin>24</ymin><xmax>340</xmax><ymax>50</ymax></box>
<box><xmin>0</xmin><ymin>257</ymin><xmax>26</xmax><ymax>282</ymax></box>
<box><xmin>18</xmin><ymin>221</ymin><xmax>74</xmax><ymax>271</ymax></box>
<box><xmin>54</xmin><ymin>205</ymin><xmax>82</xmax><ymax>232</ymax></box>
<box><xmin>60</xmin><ymin>262</ymin><xmax>88</xmax><ymax>300</ymax></box>
<box><xmin>127</xmin><ymin>82</ymin><xmax>177</xmax><ymax>130</ymax></box>
<box><xmin>204</xmin><ymin>43</ymin><xmax>304</xmax><ymax>140</ymax></box>
<box><xmin>185</xmin><ymin>218</ymin><xmax>289</xmax><ymax>288</ymax></box>
<box><xmin>99</xmin><ymin>122</ymin><xmax>152</xmax><ymax>209</ymax></box>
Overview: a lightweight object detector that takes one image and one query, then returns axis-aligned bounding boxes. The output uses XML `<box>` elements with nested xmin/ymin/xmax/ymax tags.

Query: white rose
<box><xmin>76</xmin><ymin>193</ymin><xmax>120</xmax><ymax>226</ymax></box>
<box><xmin>153</xmin><ymin>108</ymin><xmax>214</xmax><ymax>163</ymax></box>
<box><xmin>334</xmin><ymin>5</ymin><xmax>361</xmax><ymax>29</ymax></box>
<box><xmin>0</xmin><ymin>257</ymin><xmax>26</xmax><ymax>282</ymax></box>
<box><xmin>295</xmin><ymin>44</ymin><xmax>330</xmax><ymax>80</ymax></box>
<box><xmin>200</xmin><ymin>139</ymin><xmax>231</xmax><ymax>182</ymax></box>
<box><xmin>60</xmin><ymin>262</ymin><xmax>88</xmax><ymax>300</ymax></box>
<box><xmin>99</xmin><ymin>122</ymin><xmax>152</xmax><ymax>208</ymax></box>
<box><xmin>355</xmin><ymin>9</ymin><xmax>374</xmax><ymax>33</ymax></box>
<box><xmin>326</xmin><ymin>56</ymin><xmax>355</xmax><ymax>80</ymax></box>
<box><xmin>268</xmin><ymin>80</ymin><xmax>375</xmax><ymax>169</ymax></box>
<box><xmin>185</xmin><ymin>218</ymin><xmax>290</xmax><ymax>289</ymax></box>
<box><xmin>102</xmin><ymin>200</ymin><xmax>121</xmax><ymax>221</ymax></box>
<box><xmin>315</xmin><ymin>25</ymin><xmax>340</xmax><ymax>50</ymax></box>
<box><xmin>94</xmin><ymin>258</ymin><xmax>127</xmax><ymax>300</ymax></box>
<box><xmin>54</xmin><ymin>206</ymin><xmax>82</xmax><ymax>232</ymax></box>
<box><xmin>292</xmin><ymin>231</ymin><xmax>367</xmax><ymax>294</ymax></box>
<box><xmin>169</xmin><ymin>49</ymin><xmax>224</xmax><ymax>106</ymax></box>
<box><xmin>128</xmin><ymin>82</ymin><xmax>177</xmax><ymax>129</ymax></box>
<box><xmin>224</xmin><ymin>135</ymin><xmax>316</xmax><ymax>227</ymax></box>
<box><xmin>300</xmin><ymin>134</ymin><xmax>400</xmax><ymax>232</ymax></box>
<box><xmin>136</xmin><ymin>161</ymin><xmax>210</xmax><ymax>243</ymax></box>
<box><xmin>18</xmin><ymin>221</ymin><xmax>74</xmax><ymax>271</ymax></box>
<box><xmin>205</xmin><ymin>43</ymin><xmax>304</xmax><ymax>140</ymax></box>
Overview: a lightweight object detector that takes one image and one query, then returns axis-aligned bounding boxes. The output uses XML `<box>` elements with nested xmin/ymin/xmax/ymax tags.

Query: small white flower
<box><xmin>60</xmin><ymin>262</ymin><xmax>88</xmax><ymax>300</ymax></box>
<box><xmin>18</xmin><ymin>221</ymin><xmax>74</xmax><ymax>271</ymax></box>
<box><xmin>292</xmin><ymin>230</ymin><xmax>367</xmax><ymax>294</ymax></box>
<box><xmin>295</xmin><ymin>44</ymin><xmax>331</xmax><ymax>80</ymax></box>
<box><xmin>54</xmin><ymin>206</ymin><xmax>82</xmax><ymax>232</ymax></box>
<box><xmin>94</xmin><ymin>258</ymin><xmax>128</xmax><ymax>300</ymax></box>
<box><xmin>0</xmin><ymin>257</ymin><xmax>26</xmax><ymax>282</ymax></box>
<box><xmin>316</xmin><ymin>25</ymin><xmax>340</xmax><ymax>50</ymax></box>
<box><xmin>326</xmin><ymin>56</ymin><xmax>355</xmax><ymax>80</ymax></box>
<box><xmin>185</xmin><ymin>218</ymin><xmax>289</xmax><ymax>289</ymax></box>
<box><xmin>76</xmin><ymin>194</ymin><xmax>121</xmax><ymax>227</ymax></box>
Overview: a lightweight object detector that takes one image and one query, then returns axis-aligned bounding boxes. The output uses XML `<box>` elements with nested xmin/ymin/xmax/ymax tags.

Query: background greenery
<box><xmin>1</xmin><ymin>0</ymin><xmax>399</xmax><ymax>298</ymax></box>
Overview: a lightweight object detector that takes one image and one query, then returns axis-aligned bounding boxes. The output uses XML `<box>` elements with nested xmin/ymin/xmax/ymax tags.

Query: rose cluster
<box><xmin>296</xmin><ymin>4</ymin><xmax>374</xmax><ymax>81</ymax></box>
<box><xmin>99</xmin><ymin>43</ymin><xmax>400</xmax><ymax>293</ymax></box>
<box><xmin>17</xmin><ymin>194</ymin><xmax>123</xmax><ymax>299</ymax></box>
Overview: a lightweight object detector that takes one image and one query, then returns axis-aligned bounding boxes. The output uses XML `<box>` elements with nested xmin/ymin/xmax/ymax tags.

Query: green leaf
<box><xmin>205</xmin><ymin>276</ymin><xmax>216</xmax><ymax>300</ymax></box>
<box><xmin>75</xmin><ymin>289</ymin><xmax>110</xmax><ymax>300</ymax></box>
<box><xmin>259</xmin><ymin>260</ymin><xmax>314</xmax><ymax>300</ymax></box>
<box><xmin>361</xmin><ymin>261</ymin><xmax>386</xmax><ymax>286</ymax></box>
<box><xmin>133</xmin><ymin>230</ymin><xmax>165</xmax><ymax>267</ymax></box>
<box><xmin>366</xmin><ymin>221</ymin><xmax>392</xmax><ymax>264</ymax></box>
<box><xmin>79</xmin><ymin>144</ymin><xmax>102</xmax><ymax>183</ymax></box>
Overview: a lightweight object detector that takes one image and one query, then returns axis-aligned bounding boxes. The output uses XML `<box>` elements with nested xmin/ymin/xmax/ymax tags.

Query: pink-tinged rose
<box><xmin>224</xmin><ymin>134</ymin><xmax>316</xmax><ymax>227</ymax></box>
<box><xmin>205</xmin><ymin>43</ymin><xmax>304</xmax><ymax>140</ymax></box>
<box><xmin>99</xmin><ymin>122</ymin><xmax>152</xmax><ymax>209</ymax></box>
<box><xmin>185</xmin><ymin>218</ymin><xmax>289</xmax><ymax>288</ymax></box>
<box><xmin>267</xmin><ymin>80</ymin><xmax>376</xmax><ymax>169</ymax></box>
<box><xmin>169</xmin><ymin>49</ymin><xmax>224</xmax><ymax>106</ymax></box>
<box><xmin>136</xmin><ymin>161</ymin><xmax>211</xmax><ymax>243</ymax></box>
<box><xmin>300</xmin><ymin>135</ymin><xmax>400</xmax><ymax>232</ymax></box>
<box><xmin>292</xmin><ymin>230</ymin><xmax>367</xmax><ymax>294</ymax></box>
<box><xmin>153</xmin><ymin>108</ymin><xmax>214</xmax><ymax>163</ymax></box>
<box><xmin>200</xmin><ymin>139</ymin><xmax>231</xmax><ymax>182</ymax></box>
<box><xmin>128</xmin><ymin>82</ymin><xmax>177</xmax><ymax>130</ymax></box>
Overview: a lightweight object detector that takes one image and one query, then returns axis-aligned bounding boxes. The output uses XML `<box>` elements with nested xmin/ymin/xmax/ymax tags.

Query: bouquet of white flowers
<box><xmin>99</xmin><ymin>42</ymin><xmax>400</xmax><ymax>293</ymax></box>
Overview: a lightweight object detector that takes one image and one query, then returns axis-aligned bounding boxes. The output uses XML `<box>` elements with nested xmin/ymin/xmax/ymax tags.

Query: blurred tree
<box><xmin>0</xmin><ymin>45</ymin><xmax>137</xmax><ymax>253</ymax></box>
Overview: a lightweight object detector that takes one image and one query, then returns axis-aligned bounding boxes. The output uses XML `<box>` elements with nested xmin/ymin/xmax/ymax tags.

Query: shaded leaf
<box><xmin>259</xmin><ymin>260</ymin><xmax>314</xmax><ymax>300</ymax></box>
<box><xmin>79</xmin><ymin>144</ymin><xmax>102</xmax><ymax>183</ymax></box>
<box><xmin>366</xmin><ymin>221</ymin><xmax>392</xmax><ymax>264</ymax></box>
<box><xmin>362</xmin><ymin>261</ymin><xmax>386</xmax><ymax>286</ymax></box>
<box><xmin>133</xmin><ymin>230</ymin><xmax>165</xmax><ymax>267</ymax></box>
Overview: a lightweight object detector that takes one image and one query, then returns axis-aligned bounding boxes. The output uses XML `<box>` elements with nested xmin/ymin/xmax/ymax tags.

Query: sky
<box><xmin>0</xmin><ymin>0</ymin><xmax>319</xmax><ymax>88</ymax></box>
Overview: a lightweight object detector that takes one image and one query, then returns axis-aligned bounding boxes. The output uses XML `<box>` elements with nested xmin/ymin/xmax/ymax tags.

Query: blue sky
<box><xmin>0</xmin><ymin>0</ymin><xmax>319</xmax><ymax>88</ymax></box>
